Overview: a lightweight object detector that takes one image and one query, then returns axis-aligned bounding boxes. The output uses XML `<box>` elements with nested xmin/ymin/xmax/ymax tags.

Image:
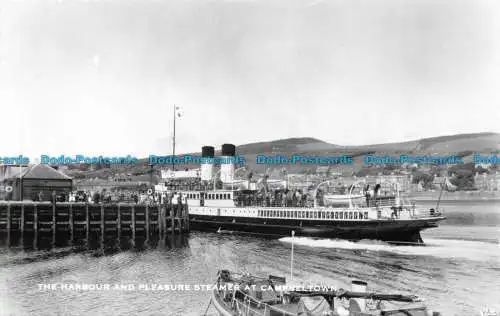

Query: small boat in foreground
<box><xmin>208</xmin><ymin>270</ymin><xmax>441</xmax><ymax>316</ymax></box>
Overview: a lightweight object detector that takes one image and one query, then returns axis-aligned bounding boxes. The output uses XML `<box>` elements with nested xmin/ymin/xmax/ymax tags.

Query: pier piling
<box><xmin>117</xmin><ymin>204</ymin><xmax>121</xmax><ymax>242</ymax></box>
<box><xmin>6</xmin><ymin>204</ymin><xmax>11</xmax><ymax>247</ymax></box>
<box><xmin>52</xmin><ymin>204</ymin><xmax>56</xmax><ymax>247</ymax></box>
<box><xmin>0</xmin><ymin>202</ymin><xmax>189</xmax><ymax>249</ymax></box>
<box><xmin>69</xmin><ymin>205</ymin><xmax>73</xmax><ymax>246</ymax></box>
<box><xmin>85</xmin><ymin>204</ymin><xmax>90</xmax><ymax>245</ymax></box>
<box><xmin>145</xmin><ymin>206</ymin><xmax>150</xmax><ymax>243</ymax></box>
<box><xmin>100</xmin><ymin>205</ymin><xmax>105</xmax><ymax>247</ymax></box>
<box><xmin>20</xmin><ymin>204</ymin><xmax>25</xmax><ymax>244</ymax></box>
<box><xmin>131</xmin><ymin>205</ymin><xmax>136</xmax><ymax>244</ymax></box>
<box><xmin>33</xmin><ymin>205</ymin><xmax>38</xmax><ymax>249</ymax></box>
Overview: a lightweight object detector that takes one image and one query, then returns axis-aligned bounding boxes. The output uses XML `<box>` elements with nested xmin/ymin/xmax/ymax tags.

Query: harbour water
<box><xmin>0</xmin><ymin>201</ymin><xmax>498</xmax><ymax>316</ymax></box>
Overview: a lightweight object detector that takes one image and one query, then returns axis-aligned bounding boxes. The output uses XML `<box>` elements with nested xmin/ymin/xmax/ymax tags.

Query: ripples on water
<box><xmin>0</xmin><ymin>201</ymin><xmax>498</xmax><ymax>316</ymax></box>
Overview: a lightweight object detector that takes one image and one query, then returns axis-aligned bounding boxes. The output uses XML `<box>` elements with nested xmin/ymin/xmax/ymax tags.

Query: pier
<box><xmin>0</xmin><ymin>201</ymin><xmax>190</xmax><ymax>249</ymax></box>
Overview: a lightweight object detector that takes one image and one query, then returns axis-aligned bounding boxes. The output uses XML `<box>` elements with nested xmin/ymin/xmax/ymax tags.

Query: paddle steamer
<box><xmin>156</xmin><ymin>144</ymin><xmax>445</xmax><ymax>244</ymax></box>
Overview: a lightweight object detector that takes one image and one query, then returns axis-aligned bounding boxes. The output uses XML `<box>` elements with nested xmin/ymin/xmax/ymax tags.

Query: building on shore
<box><xmin>474</xmin><ymin>172</ymin><xmax>500</xmax><ymax>192</ymax></box>
<box><xmin>0</xmin><ymin>164</ymin><xmax>72</xmax><ymax>201</ymax></box>
<box><xmin>362</xmin><ymin>174</ymin><xmax>412</xmax><ymax>193</ymax></box>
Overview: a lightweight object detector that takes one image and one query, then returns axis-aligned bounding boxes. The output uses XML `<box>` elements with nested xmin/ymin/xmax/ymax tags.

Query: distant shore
<box><xmin>408</xmin><ymin>191</ymin><xmax>500</xmax><ymax>202</ymax></box>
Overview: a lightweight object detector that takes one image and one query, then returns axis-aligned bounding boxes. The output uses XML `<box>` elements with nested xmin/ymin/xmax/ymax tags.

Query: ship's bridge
<box><xmin>180</xmin><ymin>189</ymin><xmax>271</xmax><ymax>208</ymax></box>
<box><xmin>179</xmin><ymin>190</ymin><xmax>237</xmax><ymax>207</ymax></box>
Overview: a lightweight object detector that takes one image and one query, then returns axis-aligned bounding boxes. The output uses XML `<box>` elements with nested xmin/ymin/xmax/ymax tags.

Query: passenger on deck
<box><xmin>171</xmin><ymin>192</ymin><xmax>178</xmax><ymax>205</ymax></box>
<box><xmin>301</xmin><ymin>193</ymin><xmax>307</xmax><ymax>207</ymax></box>
<box><xmin>391</xmin><ymin>206</ymin><xmax>397</xmax><ymax>219</ymax></box>
<box><xmin>364</xmin><ymin>185</ymin><xmax>371</xmax><ymax>207</ymax></box>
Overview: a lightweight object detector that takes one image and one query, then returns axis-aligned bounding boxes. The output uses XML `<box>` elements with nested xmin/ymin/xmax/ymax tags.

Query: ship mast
<box><xmin>172</xmin><ymin>105</ymin><xmax>176</xmax><ymax>171</ymax></box>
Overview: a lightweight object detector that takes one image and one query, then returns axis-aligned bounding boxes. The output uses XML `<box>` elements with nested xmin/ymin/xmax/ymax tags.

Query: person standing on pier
<box><xmin>177</xmin><ymin>193</ymin><xmax>182</xmax><ymax>217</ymax></box>
<box><xmin>93</xmin><ymin>191</ymin><xmax>100</xmax><ymax>204</ymax></box>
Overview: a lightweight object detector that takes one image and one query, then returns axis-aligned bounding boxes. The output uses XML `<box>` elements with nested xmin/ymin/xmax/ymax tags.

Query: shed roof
<box><xmin>19</xmin><ymin>164</ymin><xmax>72</xmax><ymax>180</ymax></box>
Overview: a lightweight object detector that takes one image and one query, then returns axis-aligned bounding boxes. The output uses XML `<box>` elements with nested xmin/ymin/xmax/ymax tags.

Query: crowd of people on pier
<box><xmin>29</xmin><ymin>189</ymin><xmax>187</xmax><ymax>206</ymax></box>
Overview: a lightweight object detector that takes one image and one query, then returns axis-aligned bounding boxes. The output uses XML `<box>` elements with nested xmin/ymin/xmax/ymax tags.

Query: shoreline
<box><xmin>408</xmin><ymin>191</ymin><xmax>500</xmax><ymax>202</ymax></box>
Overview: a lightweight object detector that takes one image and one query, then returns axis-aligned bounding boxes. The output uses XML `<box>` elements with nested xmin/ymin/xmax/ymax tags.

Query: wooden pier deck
<box><xmin>0</xmin><ymin>201</ymin><xmax>190</xmax><ymax>248</ymax></box>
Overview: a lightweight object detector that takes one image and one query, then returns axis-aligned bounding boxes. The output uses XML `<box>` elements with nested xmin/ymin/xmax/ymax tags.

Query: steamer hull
<box><xmin>189</xmin><ymin>211</ymin><xmax>444</xmax><ymax>244</ymax></box>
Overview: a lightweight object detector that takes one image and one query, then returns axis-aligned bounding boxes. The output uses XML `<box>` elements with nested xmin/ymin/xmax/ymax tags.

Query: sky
<box><xmin>0</xmin><ymin>0</ymin><xmax>499</xmax><ymax>159</ymax></box>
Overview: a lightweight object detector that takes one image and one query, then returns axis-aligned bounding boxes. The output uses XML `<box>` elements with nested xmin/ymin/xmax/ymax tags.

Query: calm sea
<box><xmin>0</xmin><ymin>201</ymin><xmax>498</xmax><ymax>316</ymax></box>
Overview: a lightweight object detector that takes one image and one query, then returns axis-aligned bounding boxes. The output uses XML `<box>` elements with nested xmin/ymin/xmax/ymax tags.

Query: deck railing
<box><xmin>218</xmin><ymin>288</ymin><xmax>296</xmax><ymax>316</ymax></box>
<box><xmin>233</xmin><ymin>294</ymin><xmax>296</xmax><ymax>316</ymax></box>
<box><xmin>233</xmin><ymin>196</ymin><xmax>425</xmax><ymax>209</ymax></box>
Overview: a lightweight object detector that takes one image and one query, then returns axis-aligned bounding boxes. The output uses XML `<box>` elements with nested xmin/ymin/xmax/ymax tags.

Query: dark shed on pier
<box><xmin>13</xmin><ymin>165</ymin><xmax>73</xmax><ymax>201</ymax></box>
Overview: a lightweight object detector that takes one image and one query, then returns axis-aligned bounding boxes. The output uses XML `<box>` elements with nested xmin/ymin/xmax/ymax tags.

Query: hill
<box><xmin>232</xmin><ymin>132</ymin><xmax>499</xmax><ymax>155</ymax></box>
<box><xmin>236</xmin><ymin>137</ymin><xmax>339</xmax><ymax>155</ymax></box>
<box><xmin>341</xmin><ymin>132</ymin><xmax>499</xmax><ymax>153</ymax></box>
<box><xmin>67</xmin><ymin>132</ymin><xmax>500</xmax><ymax>179</ymax></box>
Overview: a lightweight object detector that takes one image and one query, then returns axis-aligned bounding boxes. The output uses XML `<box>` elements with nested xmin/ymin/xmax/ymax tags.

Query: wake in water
<box><xmin>279</xmin><ymin>236</ymin><xmax>499</xmax><ymax>262</ymax></box>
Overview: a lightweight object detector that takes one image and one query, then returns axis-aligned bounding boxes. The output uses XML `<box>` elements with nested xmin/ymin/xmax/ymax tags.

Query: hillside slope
<box><xmin>68</xmin><ymin>132</ymin><xmax>500</xmax><ymax>178</ymax></box>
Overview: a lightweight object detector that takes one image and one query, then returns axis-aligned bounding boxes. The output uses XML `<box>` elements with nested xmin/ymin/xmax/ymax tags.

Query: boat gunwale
<box><xmin>211</xmin><ymin>286</ymin><xmax>298</xmax><ymax>316</ymax></box>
